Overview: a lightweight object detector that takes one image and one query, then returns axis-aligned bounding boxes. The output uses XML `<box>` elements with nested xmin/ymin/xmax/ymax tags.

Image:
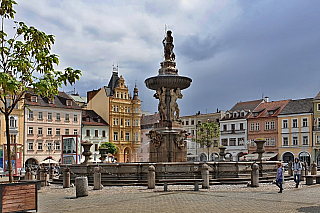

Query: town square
<box><xmin>1</xmin><ymin>1</ymin><xmax>320</xmax><ymax>213</ymax></box>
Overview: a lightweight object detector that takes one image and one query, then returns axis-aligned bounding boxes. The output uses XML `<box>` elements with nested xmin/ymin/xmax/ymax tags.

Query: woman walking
<box><xmin>276</xmin><ymin>162</ymin><xmax>283</xmax><ymax>193</ymax></box>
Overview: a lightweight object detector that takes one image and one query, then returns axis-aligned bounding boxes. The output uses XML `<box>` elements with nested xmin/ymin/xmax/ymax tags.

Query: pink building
<box><xmin>24</xmin><ymin>92</ymin><xmax>82</xmax><ymax>167</ymax></box>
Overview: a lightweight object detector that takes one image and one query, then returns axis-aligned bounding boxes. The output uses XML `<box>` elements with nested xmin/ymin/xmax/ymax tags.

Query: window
<box><xmin>48</xmin><ymin>112</ymin><xmax>52</xmax><ymax>120</ymax></box>
<box><xmin>73</xmin><ymin>129</ymin><xmax>78</xmax><ymax>135</ymax></box>
<box><xmin>121</xmin><ymin>92</ymin><xmax>123</xmax><ymax>99</ymax></box>
<box><xmin>229</xmin><ymin>138</ymin><xmax>236</xmax><ymax>146</ymax></box>
<box><xmin>265</xmin><ymin>138</ymin><xmax>270</xmax><ymax>146</ymax></box>
<box><xmin>292</xmin><ymin>119</ymin><xmax>298</xmax><ymax>128</ymax></box>
<box><xmin>128</xmin><ymin>107</ymin><xmax>130</xmax><ymax>113</ymax></box>
<box><xmin>114</xmin><ymin>132</ymin><xmax>118</xmax><ymax>141</ymax></box>
<box><xmin>283</xmin><ymin>137</ymin><xmax>289</xmax><ymax>146</ymax></box>
<box><xmin>271</xmin><ymin>138</ymin><xmax>275</xmax><ymax>146</ymax></box>
<box><xmin>271</xmin><ymin>121</ymin><xmax>275</xmax><ymax>130</ymax></box>
<box><xmin>38</xmin><ymin>112</ymin><xmax>43</xmax><ymax>120</ymax></box>
<box><xmin>317</xmin><ymin>135</ymin><xmax>320</xmax><ymax>144</ymax></box>
<box><xmin>238</xmin><ymin>138</ymin><xmax>244</xmax><ymax>146</ymax></box>
<box><xmin>302</xmin><ymin>118</ymin><xmax>308</xmax><ymax>127</ymax></box>
<box><xmin>10</xmin><ymin>135</ymin><xmax>16</xmax><ymax>144</ymax></box>
<box><xmin>74</xmin><ymin>115</ymin><xmax>78</xmax><ymax>122</ymax></box>
<box><xmin>31</xmin><ymin>96</ymin><xmax>37</xmax><ymax>102</ymax></box>
<box><xmin>231</xmin><ymin>124</ymin><xmax>235</xmax><ymax>131</ymax></box>
<box><xmin>250</xmin><ymin>123</ymin><xmax>254</xmax><ymax>131</ymax></box>
<box><xmin>240</xmin><ymin>123</ymin><xmax>244</xmax><ymax>130</ymax></box>
<box><xmin>95</xmin><ymin>130</ymin><xmax>98</xmax><ymax>137</ymax></box>
<box><xmin>102</xmin><ymin>130</ymin><xmax>106</xmax><ymax>137</ymax></box>
<box><xmin>47</xmin><ymin>142</ymin><xmax>52</xmax><ymax>151</ymax></box>
<box><xmin>223</xmin><ymin>125</ymin><xmax>227</xmax><ymax>131</ymax></box>
<box><xmin>255</xmin><ymin>123</ymin><xmax>260</xmax><ymax>131</ymax></box>
<box><xmin>302</xmin><ymin>136</ymin><xmax>308</xmax><ymax>145</ymax></box>
<box><xmin>133</xmin><ymin>107</ymin><xmax>136</xmax><ymax>113</ymax></box>
<box><xmin>241</xmin><ymin>112</ymin><xmax>245</xmax><ymax>117</ymax></box>
<box><xmin>318</xmin><ymin>103</ymin><xmax>320</xmax><ymax>111</ymax></box>
<box><xmin>56</xmin><ymin>113</ymin><xmax>60</xmax><ymax>121</ymax></box>
<box><xmin>265</xmin><ymin>122</ymin><xmax>270</xmax><ymax>130</ymax></box>
<box><xmin>86</xmin><ymin>130</ymin><xmax>90</xmax><ymax>137</ymax></box>
<box><xmin>47</xmin><ymin>128</ymin><xmax>52</xmax><ymax>135</ymax></box>
<box><xmin>65</xmin><ymin>129</ymin><xmax>69</xmax><ymax>135</ymax></box>
<box><xmin>65</xmin><ymin>114</ymin><xmax>69</xmax><ymax>121</ymax></box>
<box><xmin>283</xmin><ymin>120</ymin><xmax>288</xmax><ymax>129</ymax></box>
<box><xmin>29</xmin><ymin>111</ymin><xmax>34</xmax><ymax>119</ymax></box>
<box><xmin>116</xmin><ymin>92</ymin><xmax>119</xmax><ymax>98</ymax></box>
<box><xmin>136</xmin><ymin>133</ymin><xmax>139</xmax><ymax>141</ymax></box>
<box><xmin>125</xmin><ymin>107</ymin><xmax>127</xmax><ymax>113</ymax></box>
<box><xmin>186</xmin><ymin>121</ymin><xmax>189</xmax><ymax>125</ymax></box>
<box><xmin>191</xmin><ymin>120</ymin><xmax>194</xmax><ymax>125</ymax></box>
<box><xmin>116</xmin><ymin>118</ymin><xmax>119</xmax><ymax>125</ymax></box>
<box><xmin>128</xmin><ymin>119</ymin><xmax>130</xmax><ymax>126</ymax></box>
<box><xmin>250</xmin><ymin>139</ymin><xmax>256</xmax><ymax>147</ymax></box>
<box><xmin>125</xmin><ymin>93</ymin><xmax>127</xmax><ymax>99</ymax></box>
<box><xmin>38</xmin><ymin>143</ymin><xmax>43</xmax><ymax>150</ymax></box>
<box><xmin>113</xmin><ymin>105</ymin><xmax>116</xmax><ymax>112</ymax></box>
<box><xmin>141</xmin><ymin>148</ymin><xmax>143</xmax><ymax>153</ymax></box>
<box><xmin>293</xmin><ymin>137</ymin><xmax>298</xmax><ymax>146</ymax></box>
<box><xmin>113</xmin><ymin>118</ymin><xmax>116</xmax><ymax>125</ymax></box>
<box><xmin>191</xmin><ymin>130</ymin><xmax>195</xmax><ymax>135</ymax></box>
<box><xmin>56</xmin><ymin>128</ymin><xmax>60</xmax><ymax>135</ymax></box>
<box><xmin>125</xmin><ymin>133</ymin><xmax>130</xmax><ymax>141</ymax></box>
<box><xmin>117</xmin><ymin>106</ymin><xmax>119</xmax><ymax>112</ymax></box>
<box><xmin>55</xmin><ymin>142</ymin><xmax>60</xmax><ymax>150</ymax></box>
<box><xmin>49</xmin><ymin>99</ymin><xmax>54</xmax><ymax>104</ymax></box>
<box><xmin>28</xmin><ymin>127</ymin><xmax>33</xmax><ymax>135</ymax></box>
<box><xmin>9</xmin><ymin>116</ymin><xmax>17</xmax><ymax>127</ymax></box>
<box><xmin>28</xmin><ymin>142</ymin><xmax>33</xmax><ymax>150</ymax></box>
<box><xmin>38</xmin><ymin>127</ymin><xmax>43</xmax><ymax>135</ymax></box>
<box><xmin>221</xmin><ymin>139</ymin><xmax>228</xmax><ymax>146</ymax></box>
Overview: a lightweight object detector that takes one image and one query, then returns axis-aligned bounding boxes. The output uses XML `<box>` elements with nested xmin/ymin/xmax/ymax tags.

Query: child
<box><xmin>276</xmin><ymin>162</ymin><xmax>283</xmax><ymax>193</ymax></box>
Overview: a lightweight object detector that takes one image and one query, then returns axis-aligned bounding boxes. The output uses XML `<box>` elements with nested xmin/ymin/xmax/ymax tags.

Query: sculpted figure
<box><xmin>162</xmin><ymin>30</ymin><xmax>175</xmax><ymax>61</ymax></box>
<box><xmin>154</xmin><ymin>87</ymin><xmax>167</xmax><ymax>120</ymax></box>
<box><xmin>170</xmin><ymin>88</ymin><xmax>183</xmax><ymax>120</ymax></box>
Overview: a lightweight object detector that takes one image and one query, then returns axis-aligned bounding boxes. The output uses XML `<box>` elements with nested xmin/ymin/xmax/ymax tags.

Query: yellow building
<box><xmin>277</xmin><ymin>98</ymin><xmax>313</xmax><ymax>165</ymax></box>
<box><xmin>87</xmin><ymin>67</ymin><xmax>141</xmax><ymax>162</ymax></box>
<box><xmin>0</xmin><ymin>97</ymin><xmax>24</xmax><ymax>173</ymax></box>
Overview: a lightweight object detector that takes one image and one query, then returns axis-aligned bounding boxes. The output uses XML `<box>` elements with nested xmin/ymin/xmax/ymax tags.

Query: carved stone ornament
<box><xmin>147</xmin><ymin>130</ymin><xmax>163</xmax><ymax>149</ymax></box>
<box><xmin>175</xmin><ymin>130</ymin><xmax>187</xmax><ymax>149</ymax></box>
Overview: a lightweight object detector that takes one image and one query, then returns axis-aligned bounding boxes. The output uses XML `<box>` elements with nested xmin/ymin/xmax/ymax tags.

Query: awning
<box><xmin>245</xmin><ymin>153</ymin><xmax>278</xmax><ymax>160</ymax></box>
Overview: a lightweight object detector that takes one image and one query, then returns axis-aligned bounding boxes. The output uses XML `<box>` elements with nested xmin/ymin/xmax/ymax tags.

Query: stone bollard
<box><xmin>93</xmin><ymin>167</ymin><xmax>102</xmax><ymax>190</ymax></box>
<box><xmin>148</xmin><ymin>165</ymin><xmax>156</xmax><ymax>189</ymax></box>
<box><xmin>311</xmin><ymin>163</ymin><xmax>317</xmax><ymax>175</ymax></box>
<box><xmin>63</xmin><ymin>167</ymin><xmax>70</xmax><ymax>188</ymax></box>
<box><xmin>251</xmin><ymin>163</ymin><xmax>259</xmax><ymax>187</ymax></box>
<box><xmin>40</xmin><ymin>168</ymin><xmax>47</xmax><ymax>187</ymax></box>
<box><xmin>201</xmin><ymin>164</ymin><xmax>210</xmax><ymax>189</ymax></box>
<box><xmin>288</xmin><ymin>162</ymin><xmax>293</xmax><ymax>176</ymax></box>
<box><xmin>301</xmin><ymin>163</ymin><xmax>305</xmax><ymax>181</ymax></box>
<box><xmin>75</xmin><ymin>177</ymin><xmax>89</xmax><ymax>197</ymax></box>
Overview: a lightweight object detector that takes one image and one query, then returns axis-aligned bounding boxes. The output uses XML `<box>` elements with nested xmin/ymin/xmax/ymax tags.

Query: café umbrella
<box><xmin>40</xmin><ymin>159</ymin><xmax>59</xmax><ymax>164</ymax></box>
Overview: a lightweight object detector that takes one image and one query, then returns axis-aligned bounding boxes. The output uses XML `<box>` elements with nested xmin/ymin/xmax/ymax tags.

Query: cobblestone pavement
<box><xmin>35</xmin><ymin>180</ymin><xmax>320</xmax><ymax>213</ymax></box>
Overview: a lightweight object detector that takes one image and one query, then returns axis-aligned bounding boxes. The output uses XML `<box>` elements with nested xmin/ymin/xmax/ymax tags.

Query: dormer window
<box><xmin>66</xmin><ymin>100</ymin><xmax>72</xmax><ymax>106</ymax></box>
<box><xmin>268</xmin><ymin>110</ymin><xmax>274</xmax><ymax>115</ymax></box>
<box><xmin>233</xmin><ymin>113</ymin><xmax>237</xmax><ymax>117</ymax></box>
<box><xmin>86</xmin><ymin>117</ymin><xmax>90</xmax><ymax>122</ymax></box>
<box><xmin>49</xmin><ymin>99</ymin><xmax>54</xmax><ymax>104</ymax></box>
<box><xmin>253</xmin><ymin>112</ymin><xmax>260</xmax><ymax>117</ymax></box>
<box><xmin>241</xmin><ymin>112</ymin><xmax>245</xmax><ymax>117</ymax></box>
<box><xmin>98</xmin><ymin>118</ymin><xmax>101</xmax><ymax>123</ymax></box>
<box><xmin>31</xmin><ymin>96</ymin><xmax>37</xmax><ymax>102</ymax></box>
<box><xmin>226</xmin><ymin>114</ymin><xmax>229</xmax><ymax>119</ymax></box>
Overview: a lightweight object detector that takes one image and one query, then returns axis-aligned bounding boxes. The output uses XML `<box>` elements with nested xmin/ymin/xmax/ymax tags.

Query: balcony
<box><xmin>313</xmin><ymin>126</ymin><xmax>320</xmax><ymax>131</ymax></box>
<box><xmin>221</xmin><ymin>129</ymin><xmax>245</xmax><ymax>135</ymax></box>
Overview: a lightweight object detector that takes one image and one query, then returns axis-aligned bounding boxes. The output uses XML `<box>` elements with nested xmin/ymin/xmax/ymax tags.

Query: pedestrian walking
<box><xmin>292</xmin><ymin>157</ymin><xmax>302</xmax><ymax>188</ymax></box>
<box><xmin>276</xmin><ymin>162</ymin><xmax>283</xmax><ymax>193</ymax></box>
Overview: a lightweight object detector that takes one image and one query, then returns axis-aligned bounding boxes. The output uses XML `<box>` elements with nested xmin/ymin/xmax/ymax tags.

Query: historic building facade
<box><xmin>312</xmin><ymin>92</ymin><xmax>320</xmax><ymax>165</ymax></box>
<box><xmin>180</xmin><ymin>111</ymin><xmax>225</xmax><ymax>161</ymax></box>
<box><xmin>24</xmin><ymin>92</ymin><xmax>82</xmax><ymax>166</ymax></box>
<box><xmin>87</xmin><ymin>67</ymin><xmax>141</xmax><ymax>163</ymax></box>
<box><xmin>81</xmin><ymin>110</ymin><xmax>109</xmax><ymax>163</ymax></box>
<box><xmin>220</xmin><ymin>99</ymin><xmax>264</xmax><ymax>161</ymax></box>
<box><xmin>278</xmin><ymin>98</ymin><xmax>313</xmax><ymax>165</ymax></box>
<box><xmin>247</xmin><ymin>99</ymin><xmax>290</xmax><ymax>159</ymax></box>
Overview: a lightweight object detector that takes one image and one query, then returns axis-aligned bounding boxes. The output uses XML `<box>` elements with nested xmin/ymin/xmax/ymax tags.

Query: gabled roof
<box><xmin>82</xmin><ymin>110</ymin><xmax>109</xmax><ymax>126</ymax></box>
<box><xmin>314</xmin><ymin>91</ymin><xmax>320</xmax><ymax>100</ymax></box>
<box><xmin>279</xmin><ymin>98</ymin><xmax>313</xmax><ymax>115</ymax></box>
<box><xmin>248</xmin><ymin>100</ymin><xmax>290</xmax><ymax>118</ymax></box>
<box><xmin>221</xmin><ymin>99</ymin><xmax>263</xmax><ymax>121</ymax></box>
<box><xmin>25</xmin><ymin>91</ymin><xmax>82</xmax><ymax>110</ymax></box>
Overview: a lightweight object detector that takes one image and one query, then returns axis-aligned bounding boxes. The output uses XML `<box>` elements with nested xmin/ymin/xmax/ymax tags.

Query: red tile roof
<box><xmin>248</xmin><ymin>100</ymin><xmax>291</xmax><ymax>118</ymax></box>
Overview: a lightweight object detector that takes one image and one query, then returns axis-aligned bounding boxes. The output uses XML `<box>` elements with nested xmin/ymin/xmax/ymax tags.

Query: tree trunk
<box><xmin>5</xmin><ymin>113</ymin><xmax>13</xmax><ymax>182</ymax></box>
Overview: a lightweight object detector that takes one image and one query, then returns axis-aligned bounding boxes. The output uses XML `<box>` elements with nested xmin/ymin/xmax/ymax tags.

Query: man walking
<box><xmin>276</xmin><ymin>162</ymin><xmax>283</xmax><ymax>193</ymax></box>
<box><xmin>292</xmin><ymin>157</ymin><xmax>302</xmax><ymax>188</ymax></box>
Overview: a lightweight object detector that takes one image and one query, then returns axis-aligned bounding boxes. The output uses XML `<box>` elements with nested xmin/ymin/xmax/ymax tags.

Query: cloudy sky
<box><xmin>10</xmin><ymin>0</ymin><xmax>320</xmax><ymax>116</ymax></box>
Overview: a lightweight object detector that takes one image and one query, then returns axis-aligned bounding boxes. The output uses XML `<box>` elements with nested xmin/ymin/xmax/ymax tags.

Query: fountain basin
<box><xmin>145</xmin><ymin>75</ymin><xmax>192</xmax><ymax>90</ymax></box>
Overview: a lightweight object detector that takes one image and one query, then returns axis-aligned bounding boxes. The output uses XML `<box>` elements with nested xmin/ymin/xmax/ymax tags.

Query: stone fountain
<box><xmin>145</xmin><ymin>30</ymin><xmax>192</xmax><ymax>162</ymax></box>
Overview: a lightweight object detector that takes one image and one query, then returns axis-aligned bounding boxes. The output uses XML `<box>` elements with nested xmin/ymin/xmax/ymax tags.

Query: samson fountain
<box><xmin>145</xmin><ymin>30</ymin><xmax>192</xmax><ymax>162</ymax></box>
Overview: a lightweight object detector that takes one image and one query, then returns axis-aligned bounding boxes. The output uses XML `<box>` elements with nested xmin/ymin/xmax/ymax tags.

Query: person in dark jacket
<box><xmin>292</xmin><ymin>157</ymin><xmax>302</xmax><ymax>188</ymax></box>
<box><xmin>276</xmin><ymin>162</ymin><xmax>283</xmax><ymax>193</ymax></box>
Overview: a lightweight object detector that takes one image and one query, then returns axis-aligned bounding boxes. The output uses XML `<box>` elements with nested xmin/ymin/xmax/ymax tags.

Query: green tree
<box><xmin>193</xmin><ymin>122</ymin><xmax>220</xmax><ymax>161</ymax></box>
<box><xmin>99</xmin><ymin>142</ymin><xmax>117</xmax><ymax>155</ymax></box>
<box><xmin>0</xmin><ymin>0</ymin><xmax>81</xmax><ymax>182</ymax></box>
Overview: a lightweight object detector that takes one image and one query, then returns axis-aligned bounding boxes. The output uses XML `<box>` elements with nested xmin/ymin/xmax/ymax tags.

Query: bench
<box><xmin>305</xmin><ymin>175</ymin><xmax>320</xmax><ymax>185</ymax></box>
<box><xmin>158</xmin><ymin>179</ymin><xmax>203</xmax><ymax>191</ymax></box>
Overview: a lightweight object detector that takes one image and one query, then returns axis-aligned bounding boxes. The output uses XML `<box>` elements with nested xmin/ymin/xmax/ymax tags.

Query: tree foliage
<box><xmin>99</xmin><ymin>142</ymin><xmax>117</xmax><ymax>155</ymax></box>
<box><xmin>0</xmin><ymin>0</ymin><xmax>81</xmax><ymax>182</ymax></box>
<box><xmin>193</xmin><ymin>122</ymin><xmax>220</xmax><ymax>161</ymax></box>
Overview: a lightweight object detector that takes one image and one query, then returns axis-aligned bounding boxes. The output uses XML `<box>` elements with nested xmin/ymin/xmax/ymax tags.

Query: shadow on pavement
<box><xmin>297</xmin><ymin>205</ymin><xmax>320</xmax><ymax>212</ymax></box>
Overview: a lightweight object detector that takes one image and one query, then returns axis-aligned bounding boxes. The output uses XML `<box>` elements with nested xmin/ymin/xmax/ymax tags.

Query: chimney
<box><xmin>264</xmin><ymin>96</ymin><xmax>269</xmax><ymax>103</ymax></box>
